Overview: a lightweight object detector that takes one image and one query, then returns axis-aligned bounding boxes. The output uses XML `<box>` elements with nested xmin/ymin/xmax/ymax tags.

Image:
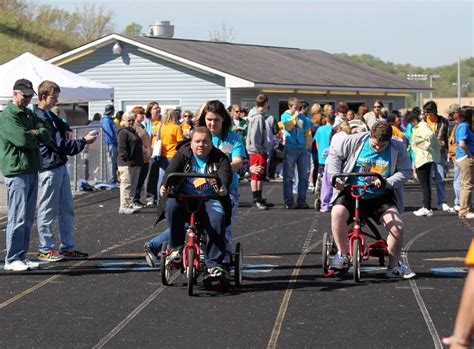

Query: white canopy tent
<box><xmin>0</xmin><ymin>52</ymin><xmax>113</xmax><ymax>104</ymax></box>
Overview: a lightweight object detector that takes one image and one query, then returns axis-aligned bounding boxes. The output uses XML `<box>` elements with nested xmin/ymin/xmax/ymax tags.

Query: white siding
<box><xmin>61</xmin><ymin>42</ymin><xmax>227</xmax><ymax>117</ymax></box>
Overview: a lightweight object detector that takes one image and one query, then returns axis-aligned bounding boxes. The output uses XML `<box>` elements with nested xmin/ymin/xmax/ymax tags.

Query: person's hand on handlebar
<box><xmin>372</xmin><ymin>178</ymin><xmax>385</xmax><ymax>188</ymax></box>
<box><xmin>217</xmin><ymin>186</ymin><xmax>227</xmax><ymax>197</ymax></box>
<box><xmin>160</xmin><ymin>185</ymin><xmax>169</xmax><ymax>198</ymax></box>
<box><xmin>334</xmin><ymin>180</ymin><xmax>345</xmax><ymax>191</ymax></box>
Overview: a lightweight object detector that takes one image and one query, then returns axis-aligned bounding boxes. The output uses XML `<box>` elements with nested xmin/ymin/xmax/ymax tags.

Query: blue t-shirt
<box><xmin>314</xmin><ymin>124</ymin><xmax>332</xmax><ymax>164</ymax></box>
<box><xmin>455</xmin><ymin>122</ymin><xmax>474</xmax><ymax>159</ymax></box>
<box><xmin>351</xmin><ymin>138</ymin><xmax>391</xmax><ymax>199</ymax></box>
<box><xmin>212</xmin><ymin>131</ymin><xmax>246</xmax><ymax>190</ymax></box>
<box><xmin>281</xmin><ymin>112</ymin><xmax>311</xmax><ymax>149</ymax></box>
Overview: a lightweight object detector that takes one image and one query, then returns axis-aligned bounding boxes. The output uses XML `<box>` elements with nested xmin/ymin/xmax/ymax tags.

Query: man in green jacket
<box><xmin>0</xmin><ymin>79</ymin><xmax>51</xmax><ymax>271</ymax></box>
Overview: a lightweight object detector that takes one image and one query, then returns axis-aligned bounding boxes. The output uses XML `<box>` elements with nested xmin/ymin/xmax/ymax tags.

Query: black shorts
<box><xmin>333</xmin><ymin>188</ymin><xmax>397</xmax><ymax>224</ymax></box>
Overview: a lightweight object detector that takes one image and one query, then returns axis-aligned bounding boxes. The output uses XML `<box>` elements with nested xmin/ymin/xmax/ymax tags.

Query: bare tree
<box><xmin>209</xmin><ymin>23</ymin><xmax>237</xmax><ymax>42</ymax></box>
<box><xmin>73</xmin><ymin>3</ymin><xmax>115</xmax><ymax>42</ymax></box>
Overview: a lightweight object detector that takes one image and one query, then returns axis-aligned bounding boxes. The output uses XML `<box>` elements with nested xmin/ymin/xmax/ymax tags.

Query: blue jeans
<box><xmin>154</xmin><ymin>156</ymin><xmax>170</xmax><ymax>204</ymax></box>
<box><xmin>453</xmin><ymin>163</ymin><xmax>461</xmax><ymax>206</ymax></box>
<box><xmin>283</xmin><ymin>147</ymin><xmax>310</xmax><ymax>204</ymax></box>
<box><xmin>431</xmin><ymin>158</ymin><xmax>446</xmax><ymax>206</ymax></box>
<box><xmin>106</xmin><ymin>143</ymin><xmax>118</xmax><ymax>183</ymax></box>
<box><xmin>37</xmin><ymin>165</ymin><xmax>75</xmax><ymax>253</ymax></box>
<box><xmin>165</xmin><ymin>197</ymin><xmax>226</xmax><ymax>268</ymax></box>
<box><xmin>4</xmin><ymin>173</ymin><xmax>38</xmax><ymax>263</ymax></box>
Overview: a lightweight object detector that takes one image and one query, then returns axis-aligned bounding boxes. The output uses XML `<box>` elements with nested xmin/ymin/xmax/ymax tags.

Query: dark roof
<box><xmin>124</xmin><ymin>35</ymin><xmax>421</xmax><ymax>91</ymax></box>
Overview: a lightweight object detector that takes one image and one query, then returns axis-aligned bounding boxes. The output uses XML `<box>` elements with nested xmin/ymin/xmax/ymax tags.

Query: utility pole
<box><xmin>429</xmin><ymin>74</ymin><xmax>440</xmax><ymax>99</ymax></box>
<box><xmin>458</xmin><ymin>57</ymin><xmax>461</xmax><ymax>105</ymax></box>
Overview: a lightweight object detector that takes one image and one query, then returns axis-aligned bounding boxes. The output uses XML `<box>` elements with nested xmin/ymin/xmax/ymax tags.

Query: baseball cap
<box><xmin>446</xmin><ymin>103</ymin><xmax>461</xmax><ymax>114</ymax></box>
<box><xmin>122</xmin><ymin>112</ymin><xmax>135</xmax><ymax>122</ymax></box>
<box><xmin>13</xmin><ymin>79</ymin><xmax>36</xmax><ymax>96</ymax></box>
<box><xmin>104</xmin><ymin>104</ymin><xmax>115</xmax><ymax>114</ymax></box>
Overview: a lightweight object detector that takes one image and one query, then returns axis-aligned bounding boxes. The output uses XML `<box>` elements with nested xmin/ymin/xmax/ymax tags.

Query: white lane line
<box><xmin>93</xmin><ymin>273</ymin><xmax>180</xmax><ymax>349</ymax></box>
<box><xmin>403</xmin><ymin>220</ymin><xmax>456</xmax><ymax>349</ymax></box>
<box><xmin>267</xmin><ymin>219</ymin><xmax>321</xmax><ymax>349</ymax></box>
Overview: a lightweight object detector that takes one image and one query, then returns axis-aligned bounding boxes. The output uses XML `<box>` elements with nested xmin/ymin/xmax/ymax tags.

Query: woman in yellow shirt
<box><xmin>153</xmin><ymin>109</ymin><xmax>184</xmax><ymax>204</ymax></box>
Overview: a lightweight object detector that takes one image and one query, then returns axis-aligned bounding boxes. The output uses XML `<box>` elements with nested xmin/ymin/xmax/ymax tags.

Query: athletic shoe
<box><xmin>37</xmin><ymin>250</ymin><xmax>65</xmax><ymax>262</ymax></box>
<box><xmin>413</xmin><ymin>207</ymin><xmax>433</xmax><ymax>217</ymax></box>
<box><xmin>60</xmin><ymin>250</ymin><xmax>88</xmax><ymax>260</ymax></box>
<box><xmin>144</xmin><ymin>243</ymin><xmax>158</xmax><ymax>267</ymax></box>
<box><xmin>297</xmin><ymin>202</ymin><xmax>310</xmax><ymax>209</ymax></box>
<box><xmin>23</xmin><ymin>259</ymin><xmax>40</xmax><ymax>269</ymax></box>
<box><xmin>4</xmin><ymin>260</ymin><xmax>29</xmax><ymax>271</ymax></box>
<box><xmin>146</xmin><ymin>200</ymin><xmax>157</xmax><ymax>208</ymax></box>
<box><xmin>118</xmin><ymin>207</ymin><xmax>140</xmax><ymax>214</ymax></box>
<box><xmin>131</xmin><ymin>202</ymin><xmax>145</xmax><ymax>209</ymax></box>
<box><xmin>308</xmin><ymin>186</ymin><xmax>315</xmax><ymax>193</ymax></box>
<box><xmin>441</xmin><ymin>203</ymin><xmax>455</xmax><ymax>212</ymax></box>
<box><xmin>454</xmin><ymin>205</ymin><xmax>461</xmax><ymax>212</ymax></box>
<box><xmin>386</xmin><ymin>261</ymin><xmax>416</xmax><ymax>279</ymax></box>
<box><xmin>168</xmin><ymin>247</ymin><xmax>182</xmax><ymax>264</ymax></box>
<box><xmin>330</xmin><ymin>253</ymin><xmax>349</xmax><ymax>270</ymax></box>
<box><xmin>253</xmin><ymin>200</ymin><xmax>268</xmax><ymax>210</ymax></box>
<box><xmin>208</xmin><ymin>266</ymin><xmax>227</xmax><ymax>279</ymax></box>
<box><xmin>460</xmin><ymin>212</ymin><xmax>474</xmax><ymax>219</ymax></box>
<box><xmin>261</xmin><ymin>199</ymin><xmax>274</xmax><ymax>207</ymax></box>
<box><xmin>285</xmin><ymin>203</ymin><xmax>298</xmax><ymax>209</ymax></box>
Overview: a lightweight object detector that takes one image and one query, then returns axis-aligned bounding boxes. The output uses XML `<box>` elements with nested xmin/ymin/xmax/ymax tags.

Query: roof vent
<box><xmin>148</xmin><ymin>21</ymin><xmax>174</xmax><ymax>38</ymax></box>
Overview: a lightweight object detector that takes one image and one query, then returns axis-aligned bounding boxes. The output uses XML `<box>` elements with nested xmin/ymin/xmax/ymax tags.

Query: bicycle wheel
<box><xmin>187</xmin><ymin>247</ymin><xmax>195</xmax><ymax>296</ymax></box>
<box><xmin>160</xmin><ymin>242</ymin><xmax>171</xmax><ymax>285</ymax></box>
<box><xmin>234</xmin><ymin>243</ymin><xmax>243</xmax><ymax>287</ymax></box>
<box><xmin>352</xmin><ymin>239</ymin><xmax>361</xmax><ymax>283</ymax></box>
<box><xmin>322</xmin><ymin>232</ymin><xmax>330</xmax><ymax>273</ymax></box>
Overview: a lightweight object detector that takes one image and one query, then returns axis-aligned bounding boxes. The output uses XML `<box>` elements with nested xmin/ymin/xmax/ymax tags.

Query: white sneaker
<box><xmin>330</xmin><ymin>252</ymin><xmax>350</xmax><ymax>270</ymax></box>
<box><xmin>118</xmin><ymin>207</ymin><xmax>140</xmax><ymax>214</ymax></box>
<box><xmin>386</xmin><ymin>261</ymin><xmax>416</xmax><ymax>279</ymax></box>
<box><xmin>413</xmin><ymin>207</ymin><xmax>433</xmax><ymax>217</ymax></box>
<box><xmin>4</xmin><ymin>260</ymin><xmax>29</xmax><ymax>271</ymax></box>
<box><xmin>24</xmin><ymin>259</ymin><xmax>40</xmax><ymax>269</ymax></box>
<box><xmin>461</xmin><ymin>212</ymin><xmax>474</xmax><ymax>219</ymax></box>
<box><xmin>454</xmin><ymin>205</ymin><xmax>461</xmax><ymax>212</ymax></box>
<box><xmin>441</xmin><ymin>203</ymin><xmax>454</xmax><ymax>212</ymax></box>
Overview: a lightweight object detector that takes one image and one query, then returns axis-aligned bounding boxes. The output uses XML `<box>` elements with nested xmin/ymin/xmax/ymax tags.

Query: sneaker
<box><xmin>285</xmin><ymin>202</ymin><xmax>298</xmax><ymax>209</ymax></box>
<box><xmin>118</xmin><ymin>207</ymin><xmax>140</xmax><ymax>214</ymax></box>
<box><xmin>23</xmin><ymin>259</ymin><xmax>40</xmax><ymax>269</ymax></box>
<box><xmin>261</xmin><ymin>198</ymin><xmax>274</xmax><ymax>207</ymax></box>
<box><xmin>37</xmin><ymin>250</ymin><xmax>65</xmax><ymax>262</ymax></box>
<box><xmin>253</xmin><ymin>200</ymin><xmax>268</xmax><ymax>210</ymax></box>
<box><xmin>308</xmin><ymin>186</ymin><xmax>315</xmax><ymax>193</ymax></box>
<box><xmin>60</xmin><ymin>250</ymin><xmax>88</xmax><ymax>260</ymax></box>
<box><xmin>168</xmin><ymin>247</ymin><xmax>182</xmax><ymax>264</ymax></box>
<box><xmin>454</xmin><ymin>205</ymin><xmax>461</xmax><ymax>212</ymax></box>
<box><xmin>4</xmin><ymin>260</ymin><xmax>29</xmax><ymax>271</ymax></box>
<box><xmin>146</xmin><ymin>200</ymin><xmax>157</xmax><ymax>208</ymax></box>
<box><xmin>297</xmin><ymin>202</ymin><xmax>310</xmax><ymax>209</ymax></box>
<box><xmin>441</xmin><ymin>203</ymin><xmax>454</xmax><ymax>212</ymax></box>
<box><xmin>208</xmin><ymin>266</ymin><xmax>227</xmax><ymax>279</ymax></box>
<box><xmin>460</xmin><ymin>212</ymin><xmax>474</xmax><ymax>219</ymax></box>
<box><xmin>413</xmin><ymin>207</ymin><xmax>433</xmax><ymax>217</ymax></box>
<box><xmin>144</xmin><ymin>243</ymin><xmax>158</xmax><ymax>267</ymax></box>
<box><xmin>131</xmin><ymin>202</ymin><xmax>145</xmax><ymax>209</ymax></box>
<box><xmin>386</xmin><ymin>261</ymin><xmax>416</xmax><ymax>279</ymax></box>
<box><xmin>330</xmin><ymin>253</ymin><xmax>349</xmax><ymax>270</ymax></box>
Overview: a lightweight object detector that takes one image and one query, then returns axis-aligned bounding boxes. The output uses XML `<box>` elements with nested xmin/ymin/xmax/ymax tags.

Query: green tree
<box><xmin>122</xmin><ymin>23</ymin><xmax>142</xmax><ymax>36</ymax></box>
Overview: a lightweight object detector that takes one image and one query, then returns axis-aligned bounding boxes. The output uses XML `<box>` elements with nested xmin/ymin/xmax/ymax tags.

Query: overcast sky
<box><xmin>39</xmin><ymin>0</ymin><xmax>472</xmax><ymax>68</ymax></box>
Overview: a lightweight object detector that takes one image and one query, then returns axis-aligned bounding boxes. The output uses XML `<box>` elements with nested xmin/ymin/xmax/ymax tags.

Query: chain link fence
<box><xmin>0</xmin><ymin>126</ymin><xmax>110</xmax><ymax>211</ymax></box>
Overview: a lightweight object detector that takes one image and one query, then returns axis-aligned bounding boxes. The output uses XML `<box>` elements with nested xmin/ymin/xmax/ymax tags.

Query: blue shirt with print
<box><xmin>455</xmin><ymin>122</ymin><xmax>474</xmax><ymax>159</ymax></box>
<box><xmin>351</xmin><ymin>138</ymin><xmax>391</xmax><ymax>199</ymax></box>
<box><xmin>212</xmin><ymin>131</ymin><xmax>246</xmax><ymax>190</ymax></box>
<box><xmin>314</xmin><ymin>124</ymin><xmax>332</xmax><ymax>164</ymax></box>
<box><xmin>281</xmin><ymin>112</ymin><xmax>311</xmax><ymax>149</ymax></box>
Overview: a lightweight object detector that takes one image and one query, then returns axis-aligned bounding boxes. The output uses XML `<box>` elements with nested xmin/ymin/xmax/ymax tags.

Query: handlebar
<box><xmin>163</xmin><ymin>172</ymin><xmax>222</xmax><ymax>200</ymax></box>
<box><xmin>331</xmin><ymin>172</ymin><xmax>386</xmax><ymax>188</ymax></box>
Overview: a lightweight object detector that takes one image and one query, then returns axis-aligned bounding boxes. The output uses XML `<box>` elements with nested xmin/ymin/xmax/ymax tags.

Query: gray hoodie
<box><xmin>246</xmin><ymin>107</ymin><xmax>270</xmax><ymax>154</ymax></box>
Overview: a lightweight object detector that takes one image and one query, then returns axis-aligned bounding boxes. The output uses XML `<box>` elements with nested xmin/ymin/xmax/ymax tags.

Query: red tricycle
<box><xmin>322</xmin><ymin>172</ymin><xmax>389</xmax><ymax>283</ymax></box>
<box><xmin>160</xmin><ymin>173</ymin><xmax>243</xmax><ymax>295</ymax></box>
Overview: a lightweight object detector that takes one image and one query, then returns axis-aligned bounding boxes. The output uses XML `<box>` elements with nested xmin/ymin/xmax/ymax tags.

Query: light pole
<box><xmin>407</xmin><ymin>74</ymin><xmax>427</xmax><ymax>107</ymax></box>
<box><xmin>429</xmin><ymin>74</ymin><xmax>440</xmax><ymax>99</ymax></box>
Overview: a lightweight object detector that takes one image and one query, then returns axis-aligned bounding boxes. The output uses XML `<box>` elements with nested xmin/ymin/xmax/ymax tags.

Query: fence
<box><xmin>0</xmin><ymin>126</ymin><xmax>110</xmax><ymax>209</ymax></box>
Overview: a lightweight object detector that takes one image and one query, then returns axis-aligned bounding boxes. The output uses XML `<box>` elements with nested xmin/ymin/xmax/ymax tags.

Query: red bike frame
<box><xmin>348</xmin><ymin>184</ymin><xmax>370</xmax><ymax>261</ymax></box>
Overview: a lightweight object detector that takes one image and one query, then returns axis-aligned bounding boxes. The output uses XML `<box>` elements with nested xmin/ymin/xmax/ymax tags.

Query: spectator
<box><xmin>0</xmin><ymin>79</ymin><xmax>51</xmax><ymax>271</ymax></box>
<box><xmin>101</xmin><ymin>104</ymin><xmax>118</xmax><ymax>184</ymax></box>
<box><xmin>230</xmin><ymin>104</ymin><xmax>248</xmax><ymax>139</ymax></box>
<box><xmin>281</xmin><ymin>97</ymin><xmax>312</xmax><ymax>209</ymax></box>
<box><xmin>356</xmin><ymin>102</ymin><xmax>368</xmax><ymax>119</ymax></box>
<box><xmin>447</xmin><ymin>104</ymin><xmax>462</xmax><ymax>211</ymax></box>
<box><xmin>335</xmin><ymin>101</ymin><xmax>349</xmax><ymax>126</ymax></box>
<box><xmin>347</xmin><ymin>109</ymin><xmax>355</xmax><ymax>121</ymax></box>
<box><xmin>364</xmin><ymin>100</ymin><xmax>385</xmax><ymax>130</ymax></box>
<box><xmin>132</xmin><ymin>106</ymin><xmax>152</xmax><ymax>208</ymax></box>
<box><xmin>423</xmin><ymin>100</ymin><xmax>452</xmax><ymax>212</ymax></box>
<box><xmin>145</xmin><ymin>101</ymin><xmax>161</xmax><ymax>136</ymax></box>
<box><xmin>145</xmin><ymin>101</ymin><xmax>162</xmax><ymax>205</ymax></box>
<box><xmin>181</xmin><ymin>110</ymin><xmax>194</xmax><ymax>139</ymax></box>
<box><xmin>89</xmin><ymin>113</ymin><xmax>102</xmax><ymax>127</ymax></box>
<box><xmin>406</xmin><ymin>111</ymin><xmax>440</xmax><ymax>217</ymax></box>
<box><xmin>246</xmin><ymin>94</ymin><xmax>271</xmax><ymax>209</ymax></box>
<box><xmin>35</xmin><ymin>80</ymin><xmax>97</xmax><ymax>262</ymax></box>
<box><xmin>114</xmin><ymin>111</ymin><xmax>124</xmax><ymax>129</ymax></box>
<box><xmin>309</xmin><ymin>103</ymin><xmax>324</xmax><ymax>192</ymax></box>
<box><xmin>117</xmin><ymin>112</ymin><xmax>144</xmax><ymax>214</ymax></box>
<box><xmin>455</xmin><ymin>107</ymin><xmax>474</xmax><ymax>219</ymax></box>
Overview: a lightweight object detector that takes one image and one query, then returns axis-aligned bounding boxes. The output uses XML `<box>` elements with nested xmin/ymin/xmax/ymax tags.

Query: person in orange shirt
<box><xmin>442</xmin><ymin>239</ymin><xmax>474</xmax><ymax>348</ymax></box>
<box><xmin>154</xmin><ymin>109</ymin><xmax>184</xmax><ymax>204</ymax></box>
<box><xmin>145</xmin><ymin>101</ymin><xmax>161</xmax><ymax>206</ymax></box>
<box><xmin>181</xmin><ymin>110</ymin><xmax>194</xmax><ymax>139</ymax></box>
